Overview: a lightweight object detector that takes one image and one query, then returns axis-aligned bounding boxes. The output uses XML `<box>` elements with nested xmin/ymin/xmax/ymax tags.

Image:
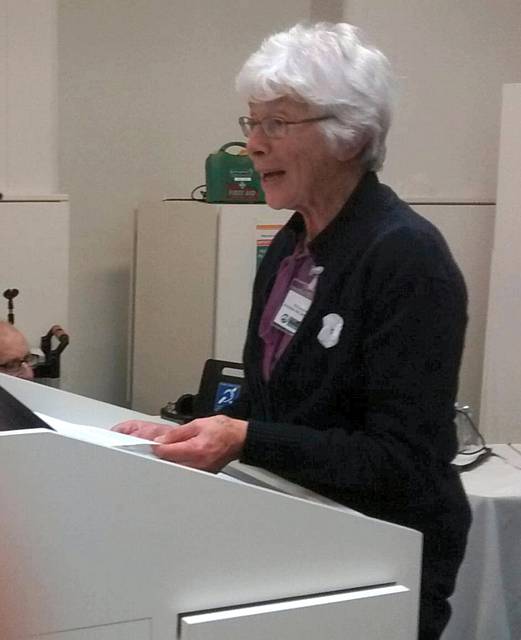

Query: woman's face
<box><xmin>246</xmin><ymin>97</ymin><xmax>347</xmax><ymax>216</ymax></box>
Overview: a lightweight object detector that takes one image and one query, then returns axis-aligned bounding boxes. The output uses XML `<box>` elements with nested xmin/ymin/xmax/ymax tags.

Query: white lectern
<box><xmin>0</xmin><ymin>374</ymin><xmax>421</xmax><ymax>640</ymax></box>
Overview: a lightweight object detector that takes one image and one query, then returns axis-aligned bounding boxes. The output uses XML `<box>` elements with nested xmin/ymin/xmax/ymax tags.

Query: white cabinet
<box><xmin>131</xmin><ymin>200</ymin><xmax>290</xmax><ymax>414</ymax></box>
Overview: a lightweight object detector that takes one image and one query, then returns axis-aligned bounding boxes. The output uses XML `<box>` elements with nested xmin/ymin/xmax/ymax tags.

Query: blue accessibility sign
<box><xmin>213</xmin><ymin>382</ymin><xmax>242</xmax><ymax>411</ymax></box>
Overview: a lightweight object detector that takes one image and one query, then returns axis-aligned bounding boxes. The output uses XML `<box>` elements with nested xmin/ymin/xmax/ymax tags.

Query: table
<box><xmin>443</xmin><ymin>444</ymin><xmax>521</xmax><ymax>640</ymax></box>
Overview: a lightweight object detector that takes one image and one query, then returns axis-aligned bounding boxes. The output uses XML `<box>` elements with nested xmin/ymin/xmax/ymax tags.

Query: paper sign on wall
<box><xmin>255</xmin><ymin>224</ymin><xmax>284</xmax><ymax>270</ymax></box>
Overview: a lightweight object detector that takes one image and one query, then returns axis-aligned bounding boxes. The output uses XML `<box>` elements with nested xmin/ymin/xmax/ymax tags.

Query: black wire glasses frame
<box><xmin>0</xmin><ymin>352</ymin><xmax>39</xmax><ymax>374</ymax></box>
<box><xmin>238</xmin><ymin>115</ymin><xmax>334</xmax><ymax>139</ymax></box>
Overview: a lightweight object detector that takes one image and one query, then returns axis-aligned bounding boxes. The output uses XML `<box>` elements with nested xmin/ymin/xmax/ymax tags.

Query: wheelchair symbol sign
<box><xmin>213</xmin><ymin>382</ymin><xmax>242</xmax><ymax>411</ymax></box>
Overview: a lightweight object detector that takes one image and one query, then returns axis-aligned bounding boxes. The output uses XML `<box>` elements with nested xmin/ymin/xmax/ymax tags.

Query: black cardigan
<box><xmin>231</xmin><ymin>172</ymin><xmax>470</xmax><ymax>536</ymax></box>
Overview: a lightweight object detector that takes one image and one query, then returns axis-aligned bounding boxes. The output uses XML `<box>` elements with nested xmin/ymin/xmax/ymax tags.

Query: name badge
<box><xmin>273</xmin><ymin>280</ymin><xmax>313</xmax><ymax>335</ymax></box>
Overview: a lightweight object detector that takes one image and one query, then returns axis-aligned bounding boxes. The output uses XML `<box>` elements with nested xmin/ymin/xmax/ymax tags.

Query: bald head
<box><xmin>0</xmin><ymin>322</ymin><xmax>33</xmax><ymax>379</ymax></box>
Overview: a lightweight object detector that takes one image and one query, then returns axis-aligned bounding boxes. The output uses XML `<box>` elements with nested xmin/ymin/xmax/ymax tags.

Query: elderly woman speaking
<box><xmin>116</xmin><ymin>23</ymin><xmax>471</xmax><ymax>639</ymax></box>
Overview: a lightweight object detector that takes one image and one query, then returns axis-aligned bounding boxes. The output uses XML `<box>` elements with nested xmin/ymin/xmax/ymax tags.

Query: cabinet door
<box><xmin>132</xmin><ymin>201</ymin><xmax>217</xmax><ymax>413</ymax></box>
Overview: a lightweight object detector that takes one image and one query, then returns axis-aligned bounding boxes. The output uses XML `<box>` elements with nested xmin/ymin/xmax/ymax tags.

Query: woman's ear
<box><xmin>335</xmin><ymin>131</ymin><xmax>369</xmax><ymax>162</ymax></box>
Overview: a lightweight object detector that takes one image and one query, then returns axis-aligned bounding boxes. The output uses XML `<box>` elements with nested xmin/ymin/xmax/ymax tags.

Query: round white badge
<box><xmin>317</xmin><ymin>313</ymin><xmax>344</xmax><ymax>348</ymax></box>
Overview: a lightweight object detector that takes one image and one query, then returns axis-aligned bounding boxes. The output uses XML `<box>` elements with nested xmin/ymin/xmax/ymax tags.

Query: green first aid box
<box><xmin>205</xmin><ymin>142</ymin><xmax>265</xmax><ymax>204</ymax></box>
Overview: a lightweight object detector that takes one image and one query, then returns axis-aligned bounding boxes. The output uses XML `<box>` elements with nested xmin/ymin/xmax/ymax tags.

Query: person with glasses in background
<box><xmin>115</xmin><ymin>23</ymin><xmax>471</xmax><ymax>639</ymax></box>
<box><xmin>0</xmin><ymin>321</ymin><xmax>38</xmax><ymax>380</ymax></box>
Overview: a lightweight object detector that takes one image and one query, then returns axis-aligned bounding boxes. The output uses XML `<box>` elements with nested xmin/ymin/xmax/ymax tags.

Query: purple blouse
<box><xmin>259</xmin><ymin>239</ymin><xmax>317</xmax><ymax>381</ymax></box>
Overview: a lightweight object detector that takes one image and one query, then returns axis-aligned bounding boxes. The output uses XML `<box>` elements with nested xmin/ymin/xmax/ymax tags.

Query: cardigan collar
<box><xmin>284</xmin><ymin>171</ymin><xmax>387</xmax><ymax>267</ymax></box>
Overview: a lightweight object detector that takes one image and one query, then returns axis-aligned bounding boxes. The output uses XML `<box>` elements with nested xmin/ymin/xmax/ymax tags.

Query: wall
<box><xmin>0</xmin><ymin>0</ymin><xmax>58</xmax><ymax>194</ymax></box>
<box><xmin>344</xmin><ymin>0</ymin><xmax>521</xmax><ymax>201</ymax></box>
<box><xmin>480</xmin><ymin>85</ymin><xmax>521</xmax><ymax>442</ymax></box>
<box><xmin>58</xmin><ymin>0</ymin><xmax>313</xmax><ymax>405</ymax></box>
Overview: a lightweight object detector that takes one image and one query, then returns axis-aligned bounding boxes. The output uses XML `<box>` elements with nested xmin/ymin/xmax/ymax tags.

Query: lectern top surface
<box><xmin>0</xmin><ymin>385</ymin><xmax>54</xmax><ymax>432</ymax></box>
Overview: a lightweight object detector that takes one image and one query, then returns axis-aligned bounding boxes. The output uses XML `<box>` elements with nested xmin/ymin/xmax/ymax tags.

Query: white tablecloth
<box><xmin>443</xmin><ymin>444</ymin><xmax>521</xmax><ymax>640</ymax></box>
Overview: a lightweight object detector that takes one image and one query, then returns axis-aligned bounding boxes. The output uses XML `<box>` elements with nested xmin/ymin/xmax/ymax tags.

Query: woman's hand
<box><xmin>112</xmin><ymin>420</ymin><xmax>174</xmax><ymax>441</ymax></box>
<box><xmin>113</xmin><ymin>415</ymin><xmax>247</xmax><ymax>473</ymax></box>
<box><xmin>154</xmin><ymin>415</ymin><xmax>247</xmax><ymax>472</ymax></box>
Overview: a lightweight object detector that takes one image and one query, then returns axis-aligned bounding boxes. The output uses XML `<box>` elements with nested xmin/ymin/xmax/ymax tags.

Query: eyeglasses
<box><xmin>238</xmin><ymin>115</ymin><xmax>334</xmax><ymax>139</ymax></box>
<box><xmin>0</xmin><ymin>352</ymin><xmax>39</xmax><ymax>374</ymax></box>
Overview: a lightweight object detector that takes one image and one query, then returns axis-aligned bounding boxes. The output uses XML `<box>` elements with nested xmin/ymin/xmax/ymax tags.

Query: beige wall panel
<box><xmin>480</xmin><ymin>84</ymin><xmax>521</xmax><ymax>443</ymax></box>
<box><xmin>310</xmin><ymin>0</ymin><xmax>343</xmax><ymax>22</ymax></box>
<box><xmin>4</xmin><ymin>0</ymin><xmax>57</xmax><ymax>193</ymax></box>
<box><xmin>344</xmin><ymin>0</ymin><xmax>521</xmax><ymax>201</ymax></box>
<box><xmin>0</xmin><ymin>1</ymin><xmax>6</xmax><ymax>189</ymax></box>
<box><xmin>132</xmin><ymin>201</ymin><xmax>218</xmax><ymax>414</ymax></box>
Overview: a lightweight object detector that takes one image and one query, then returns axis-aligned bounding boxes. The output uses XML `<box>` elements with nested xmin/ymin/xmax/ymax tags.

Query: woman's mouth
<box><xmin>262</xmin><ymin>170</ymin><xmax>285</xmax><ymax>184</ymax></box>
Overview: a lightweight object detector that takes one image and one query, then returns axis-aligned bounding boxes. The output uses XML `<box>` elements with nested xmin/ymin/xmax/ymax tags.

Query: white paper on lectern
<box><xmin>34</xmin><ymin>413</ymin><xmax>260</xmax><ymax>485</ymax></box>
<box><xmin>36</xmin><ymin>412</ymin><xmax>161</xmax><ymax>454</ymax></box>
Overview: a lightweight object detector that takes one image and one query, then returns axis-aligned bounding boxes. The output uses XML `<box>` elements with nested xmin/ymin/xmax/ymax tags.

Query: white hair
<box><xmin>236</xmin><ymin>22</ymin><xmax>394</xmax><ymax>171</ymax></box>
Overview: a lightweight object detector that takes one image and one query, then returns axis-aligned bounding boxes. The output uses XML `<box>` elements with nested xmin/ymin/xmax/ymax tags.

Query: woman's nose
<box><xmin>246</xmin><ymin>124</ymin><xmax>270</xmax><ymax>157</ymax></box>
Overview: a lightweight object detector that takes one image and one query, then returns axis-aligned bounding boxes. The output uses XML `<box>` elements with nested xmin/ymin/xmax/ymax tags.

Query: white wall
<box><xmin>480</xmin><ymin>85</ymin><xmax>521</xmax><ymax>442</ymax></box>
<box><xmin>344</xmin><ymin>0</ymin><xmax>521</xmax><ymax>201</ymax></box>
<box><xmin>0</xmin><ymin>0</ymin><xmax>58</xmax><ymax>194</ymax></box>
<box><xmin>58</xmin><ymin>0</ymin><xmax>313</xmax><ymax>404</ymax></box>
